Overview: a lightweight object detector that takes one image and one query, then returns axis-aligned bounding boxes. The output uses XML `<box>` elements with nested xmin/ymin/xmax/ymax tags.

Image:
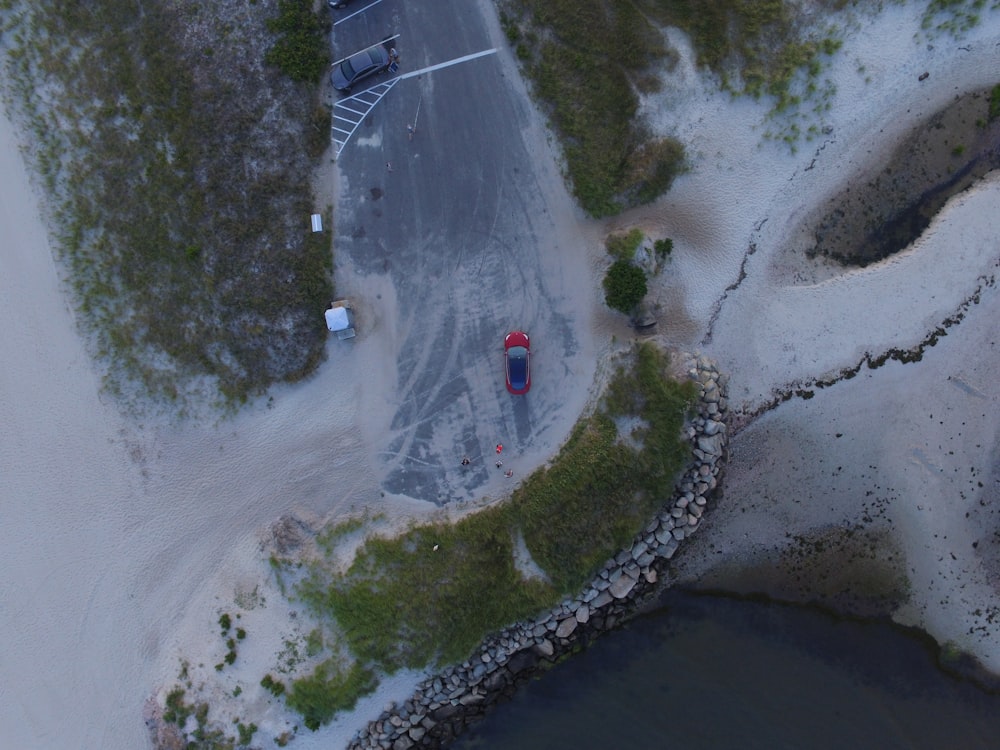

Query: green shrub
<box><xmin>603</xmin><ymin>260</ymin><xmax>648</xmax><ymax>313</ymax></box>
<box><xmin>219</xmin><ymin>613</ymin><xmax>232</xmax><ymax>633</ymax></box>
<box><xmin>236</xmin><ymin>627</ymin><xmax>247</xmax><ymax>640</ymax></box>
<box><xmin>265</xmin><ymin>0</ymin><xmax>331</xmax><ymax>83</ymax></box>
<box><xmin>654</xmin><ymin>238</ymin><xmax>674</xmax><ymax>259</ymax></box>
<box><xmin>237</xmin><ymin>722</ymin><xmax>257</xmax><ymax>746</ymax></box>
<box><xmin>261</xmin><ymin>674</ymin><xmax>286</xmax><ymax>696</ymax></box>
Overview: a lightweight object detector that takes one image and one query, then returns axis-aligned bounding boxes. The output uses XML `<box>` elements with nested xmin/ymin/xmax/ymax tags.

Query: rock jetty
<box><xmin>348</xmin><ymin>354</ymin><xmax>728</xmax><ymax>750</ymax></box>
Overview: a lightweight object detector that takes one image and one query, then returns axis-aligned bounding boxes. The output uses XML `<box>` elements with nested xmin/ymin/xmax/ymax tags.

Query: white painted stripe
<box><xmin>399</xmin><ymin>48</ymin><xmax>497</xmax><ymax>80</ymax></box>
<box><xmin>333</xmin><ymin>0</ymin><xmax>387</xmax><ymax>27</ymax></box>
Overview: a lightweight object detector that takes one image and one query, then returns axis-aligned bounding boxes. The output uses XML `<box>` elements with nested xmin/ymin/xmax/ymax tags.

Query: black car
<box><xmin>331</xmin><ymin>46</ymin><xmax>391</xmax><ymax>92</ymax></box>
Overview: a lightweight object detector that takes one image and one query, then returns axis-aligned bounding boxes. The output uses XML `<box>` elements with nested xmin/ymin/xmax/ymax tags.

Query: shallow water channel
<box><xmin>454</xmin><ymin>590</ymin><xmax>1000</xmax><ymax>749</ymax></box>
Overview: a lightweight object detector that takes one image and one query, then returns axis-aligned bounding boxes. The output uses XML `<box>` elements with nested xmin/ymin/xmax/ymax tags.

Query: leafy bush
<box><xmin>265</xmin><ymin>0</ymin><xmax>331</xmax><ymax>83</ymax></box>
<box><xmin>990</xmin><ymin>83</ymin><xmax>1000</xmax><ymax>122</ymax></box>
<box><xmin>603</xmin><ymin>260</ymin><xmax>648</xmax><ymax>313</ymax></box>
<box><xmin>219</xmin><ymin>613</ymin><xmax>232</xmax><ymax>633</ymax></box>
<box><xmin>261</xmin><ymin>674</ymin><xmax>286</xmax><ymax>696</ymax></box>
<box><xmin>654</xmin><ymin>238</ymin><xmax>673</xmax><ymax>259</ymax></box>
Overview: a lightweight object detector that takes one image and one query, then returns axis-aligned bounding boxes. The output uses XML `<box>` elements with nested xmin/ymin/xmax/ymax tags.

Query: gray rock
<box><xmin>392</xmin><ymin>737</ymin><xmax>414</xmax><ymax>750</ymax></box>
<box><xmin>583</xmin><ymin>587</ymin><xmax>599</xmax><ymax>603</ymax></box>
<box><xmin>655</xmin><ymin>526</ymin><xmax>674</xmax><ymax>545</ymax></box>
<box><xmin>591</xmin><ymin>590</ymin><xmax>613</xmax><ymax>609</ymax></box>
<box><xmin>408</xmin><ymin>727</ymin><xmax>426</xmax><ymax>742</ymax></box>
<box><xmin>459</xmin><ymin>691</ymin><xmax>485</xmax><ymax>706</ymax></box>
<box><xmin>671</xmin><ymin>527</ymin><xmax>686</xmax><ymax>541</ymax></box>
<box><xmin>575</xmin><ymin>604</ymin><xmax>590</xmax><ymax>624</ymax></box>
<box><xmin>609</xmin><ymin>573</ymin><xmax>637</xmax><ymax>599</ymax></box>
<box><xmin>697</xmin><ymin>434</ymin><xmax>723</xmax><ymax>457</ymax></box>
<box><xmin>703</xmin><ymin>419</ymin><xmax>724</xmax><ymax>436</ymax></box>
<box><xmin>636</xmin><ymin>551</ymin><xmax>656</xmax><ymax>568</ymax></box>
<box><xmin>644</xmin><ymin>568</ymin><xmax>658</xmax><ymax>584</ymax></box>
<box><xmin>533</xmin><ymin>638</ymin><xmax>554</xmax><ymax>658</ymax></box>
<box><xmin>555</xmin><ymin>617</ymin><xmax>578</xmax><ymax>638</ymax></box>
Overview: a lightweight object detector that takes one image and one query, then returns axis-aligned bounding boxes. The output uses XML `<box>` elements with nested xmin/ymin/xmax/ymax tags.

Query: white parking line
<box><xmin>399</xmin><ymin>48</ymin><xmax>497</xmax><ymax>80</ymax></box>
<box><xmin>332</xmin><ymin>0</ymin><xmax>387</xmax><ymax>26</ymax></box>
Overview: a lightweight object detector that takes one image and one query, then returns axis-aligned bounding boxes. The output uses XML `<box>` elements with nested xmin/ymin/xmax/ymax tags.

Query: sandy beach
<box><xmin>1</xmin><ymin>1</ymin><xmax>999</xmax><ymax>747</ymax></box>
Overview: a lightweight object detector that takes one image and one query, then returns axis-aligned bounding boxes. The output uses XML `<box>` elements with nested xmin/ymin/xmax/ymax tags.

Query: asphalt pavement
<box><xmin>330</xmin><ymin>0</ymin><xmax>597</xmax><ymax>505</ymax></box>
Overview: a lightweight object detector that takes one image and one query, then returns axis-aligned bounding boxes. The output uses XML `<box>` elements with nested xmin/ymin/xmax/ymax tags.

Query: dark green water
<box><xmin>455</xmin><ymin>591</ymin><xmax>1000</xmax><ymax>750</ymax></box>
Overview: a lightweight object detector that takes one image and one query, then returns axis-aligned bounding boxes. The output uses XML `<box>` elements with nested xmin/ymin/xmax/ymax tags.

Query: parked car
<box><xmin>328</xmin><ymin>1</ymin><xmax>352</xmax><ymax>8</ymax></box>
<box><xmin>331</xmin><ymin>45</ymin><xmax>391</xmax><ymax>92</ymax></box>
<box><xmin>504</xmin><ymin>331</ymin><xmax>530</xmax><ymax>394</ymax></box>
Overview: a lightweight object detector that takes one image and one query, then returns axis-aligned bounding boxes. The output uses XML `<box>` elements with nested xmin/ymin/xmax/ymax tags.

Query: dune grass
<box><xmin>498</xmin><ymin>1</ymin><xmax>686</xmax><ymax>216</ymax></box>
<box><xmin>1</xmin><ymin>0</ymin><xmax>334</xmax><ymax>407</ymax></box>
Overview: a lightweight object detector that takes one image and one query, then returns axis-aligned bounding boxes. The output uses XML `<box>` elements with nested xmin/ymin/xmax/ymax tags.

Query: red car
<box><xmin>504</xmin><ymin>331</ymin><xmax>531</xmax><ymax>394</ymax></box>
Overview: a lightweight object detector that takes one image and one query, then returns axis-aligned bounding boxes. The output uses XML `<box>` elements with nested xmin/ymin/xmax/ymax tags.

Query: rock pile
<box><xmin>348</xmin><ymin>355</ymin><xmax>728</xmax><ymax>750</ymax></box>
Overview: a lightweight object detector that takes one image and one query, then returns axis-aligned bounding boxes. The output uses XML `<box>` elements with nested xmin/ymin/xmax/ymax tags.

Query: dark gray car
<box><xmin>332</xmin><ymin>46</ymin><xmax>391</xmax><ymax>92</ymax></box>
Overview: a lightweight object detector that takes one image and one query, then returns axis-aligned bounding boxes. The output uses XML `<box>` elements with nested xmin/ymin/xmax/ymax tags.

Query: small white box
<box><xmin>310</xmin><ymin>214</ymin><xmax>323</xmax><ymax>233</ymax></box>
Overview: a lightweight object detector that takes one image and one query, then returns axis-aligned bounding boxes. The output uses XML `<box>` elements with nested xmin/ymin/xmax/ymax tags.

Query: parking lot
<box><xmin>327</xmin><ymin>0</ymin><xmax>602</xmax><ymax>504</ymax></box>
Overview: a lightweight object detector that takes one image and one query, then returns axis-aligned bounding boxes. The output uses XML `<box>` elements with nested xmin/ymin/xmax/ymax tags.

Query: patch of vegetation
<box><xmin>295</xmin><ymin>344</ymin><xmax>695</xmax><ymax>684</ymax></box>
<box><xmin>261</xmin><ymin>673</ymin><xmax>287</xmax><ymax>697</ymax></box>
<box><xmin>285</xmin><ymin>659</ymin><xmax>378</xmax><ymax>731</ymax></box>
<box><xmin>921</xmin><ymin>0</ymin><xmax>997</xmax><ymax>36</ymax></box>
<box><xmin>654</xmin><ymin>238</ymin><xmax>674</xmax><ymax>259</ymax></box>
<box><xmin>2</xmin><ymin>0</ymin><xmax>334</xmax><ymax>408</ymax></box>
<box><xmin>265</xmin><ymin>0</ymin><xmax>332</xmax><ymax>82</ymax></box>
<box><xmin>161</xmin><ymin>686</ymin><xmax>240</xmax><ymax>748</ymax></box>
<box><xmin>499</xmin><ymin>1</ymin><xmax>685</xmax><ymax>216</ymax></box>
<box><xmin>990</xmin><ymin>83</ymin><xmax>1000</xmax><ymax>122</ymax></box>
<box><xmin>306</xmin><ymin>627</ymin><xmax>325</xmax><ymax>657</ymax></box>
<box><xmin>603</xmin><ymin>260</ymin><xmax>648</xmax><ymax>314</ymax></box>
<box><xmin>236</xmin><ymin>721</ymin><xmax>258</xmax><ymax>746</ymax></box>
<box><xmin>219</xmin><ymin>613</ymin><xmax>232</xmax><ymax>634</ymax></box>
<box><xmin>300</xmin><ymin>508</ymin><xmax>557</xmax><ymax>669</ymax></box>
<box><xmin>605</xmin><ymin>228</ymin><xmax>645</xmax><ymax>262</ymax></box>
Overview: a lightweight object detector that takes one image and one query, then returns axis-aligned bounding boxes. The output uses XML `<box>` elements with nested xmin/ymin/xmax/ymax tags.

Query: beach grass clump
<box><xmin>1</xmin><ymin>0</ymin><xmax>334</xmax><ymax>408</ymax></box>
<box><xmin>635</xmin><ymin>0</ymin><xmax>844</xmax><ymax>146</ymax></box>
<box><xmin>295</xmin><ymin>344</ymin><xmax>695</xmax><ymax>689</ymax></box>
<box><xmin>498</xmin><ymin>0</ymin><xmax>685</xmax><ymax>216</ymax></box>
<box><xmin>265</xmin><ymin>0</ymin><xmax>332</xmax><ymax>82</ymax></box>
<box><xmin>989</xmin><ymin>83</ymin><xmax>1000</xmax><ymax>122</ymax></box>
<box><xmin>921</xmin><ymin>0</ymin><xmax>996</xmax><ymax>36</ymax></box>
<box><xmin>285</xmin><ymin>659</ymin><xmax>378</xmax><ymax>731</ymax></box>
<box><xmin>605</xmin><ymin>228</ymin><xmax>646</xmax><ymax>262</ymax></box>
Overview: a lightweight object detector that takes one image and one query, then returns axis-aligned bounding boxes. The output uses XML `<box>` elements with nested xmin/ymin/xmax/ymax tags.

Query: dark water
<box><xmin>455</xmin><ymin>591</ymin><xmax>1000</xmax><ymax>750</ymax></box>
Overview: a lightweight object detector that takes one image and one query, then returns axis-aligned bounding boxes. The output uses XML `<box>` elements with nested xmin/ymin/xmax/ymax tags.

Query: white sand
<box><xmin>1</xmin><ymin>2</ymin><xmax>999</xmax><ymax>748</ymax></box>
